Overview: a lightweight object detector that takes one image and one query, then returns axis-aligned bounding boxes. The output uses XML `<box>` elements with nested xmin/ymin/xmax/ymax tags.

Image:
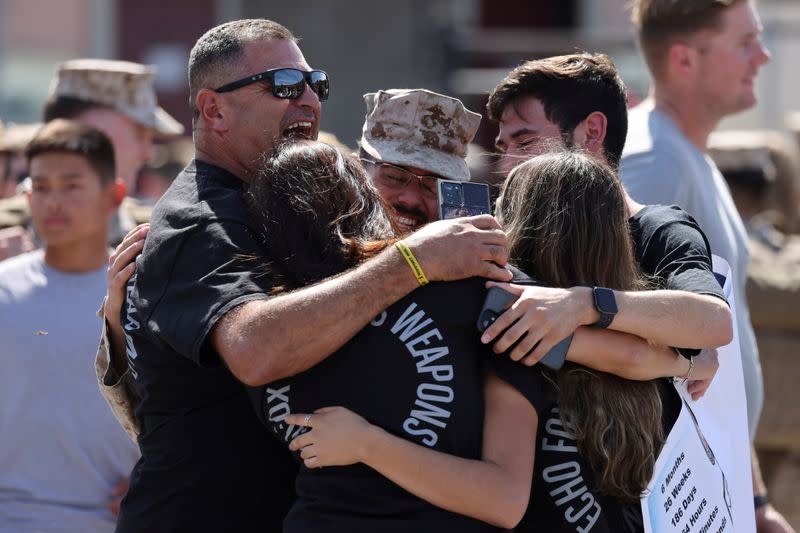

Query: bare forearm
<box><xmin>287</xmin><ymin>375</ymin><xmax>534</xmax><ymax>528</ymax></box>
<box><xmin>567</xmin><ymin>327</ymin><xmax>688</xmax><ymax>380</ymax></box>
<box><xmin>752</xmin><ymin>447</ymin><xmax>768</xmax><ymax>496</ymax></box>
<box><xmin>359</xmin><ymin>425</ymin><xmax>527</xmax><ymax>528</ymax></box>
<box><xmin>218</xmin><ymin>247</ymin><xmax>419</xmax><ymax>385</ymax></box>
<box><xmin>218</xmin><ymin>216</ymin><xmax>512</xmax><ymax>386</ymax></box>
<box><xmin>611</xmin><ymin>290</ymin><xmax>732</xmax><ymax>349</ymax></box>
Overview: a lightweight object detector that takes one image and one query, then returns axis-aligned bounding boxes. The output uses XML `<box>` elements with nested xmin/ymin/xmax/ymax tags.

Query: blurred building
<box><xmin>2</xmin><ymin>0</ymin><xmax>799</xmax><ymax>147</ymax></box>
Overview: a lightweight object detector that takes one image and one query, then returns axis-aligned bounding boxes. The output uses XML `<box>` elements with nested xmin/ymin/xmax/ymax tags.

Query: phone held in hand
<box><xmin>477</xmin><ymin>286</ymin><xmax>572</xmax><ymax>370</ymax></box>
<box><xmin>438</xmin><ymin>179</ymin><xmax>491</xmax><ymax>220</ymax></box>
<box><xmin>477</xmin><ymin>286</ymin><xmax>518</xmax><ymax>333</ymax></box>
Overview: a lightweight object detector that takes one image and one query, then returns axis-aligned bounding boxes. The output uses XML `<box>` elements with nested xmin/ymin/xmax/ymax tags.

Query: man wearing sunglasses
<box><xmin>357</xmin><ymin>88</ymin><xmax>482</xmax><ymax>234</ymax></box>
<box><xmin>108</xmin><ymin>19</ymin><xmax>511</xmax><ymax>532</ymax></box>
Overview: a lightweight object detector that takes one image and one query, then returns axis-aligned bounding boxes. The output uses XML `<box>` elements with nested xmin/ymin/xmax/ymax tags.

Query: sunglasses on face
<box><xmin>213</xmin><ymin>68</ymin><xmax>330</xmax><ymax>101</ymax></box>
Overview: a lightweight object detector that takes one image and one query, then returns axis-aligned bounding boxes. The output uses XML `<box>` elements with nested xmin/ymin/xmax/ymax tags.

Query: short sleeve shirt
<box><xmin>629</xmin><ymin>204</ymin><xmax>727</xmax><ymax>358</ymax></box>
<box><xmin>490</xmin><ymin>359</ymin><xmax>639</xmax><ymax>532</ymax></box>
<box><xmin>490</xmin><ymin>211</ymin><xmax>728</xmax><ymax>533</ymax></box>
<box><xmin>249</xmin><ymin>277</ymin><xmax>500</xmax><ymax>533</ymax></box>
<box><xmin>116</xmin><ymin>161</ymin><xmax>296</xmax><ymax>533</ymax></box>
<box><xmin>629</xmin><ymin>204</ymin><xmax>725</xmax><ymax>304</ymax></box>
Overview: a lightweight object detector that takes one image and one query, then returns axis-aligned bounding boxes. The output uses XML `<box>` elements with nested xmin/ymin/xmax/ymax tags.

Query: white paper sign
<box><xmin>642</xmin><ymin>399</ymin><xmax>735</xmax><ymax>532</ymax></box>
<box><xmin>642</xmin><ymin>256</ymin><xmax>755</xmax><ymax>532</ymax></box>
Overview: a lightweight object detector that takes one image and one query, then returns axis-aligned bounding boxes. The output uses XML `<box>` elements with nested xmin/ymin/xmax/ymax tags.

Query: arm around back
<box><xmin>566</xmin><ymin>327</ymin><xmax>719</xmax><ymax>382</ymax></box>
<box><xmin>214</xmin><ymin>215</ymin><xmax>513</xmax><ymax>386</ymax></box>
<box><xmin>286</xmin><ymin>372</ymin><xmax>536</xmax><ymax>529</ymax></box>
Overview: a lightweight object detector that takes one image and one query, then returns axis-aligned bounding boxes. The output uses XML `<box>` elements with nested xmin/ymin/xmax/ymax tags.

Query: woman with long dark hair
<box><xmin>248</xmin><ymin>142</ymin><xmax>717</xmax><ymax>532</ymax></box>
<box><xmin>494</xmin><ymin>150</ymin><xmax>668</xmax><ymax>529</ymax></box>
<box><xmin>245</xmin><ymin>140</ymin><xmax>534</xmax><ymax>532</ymax></box>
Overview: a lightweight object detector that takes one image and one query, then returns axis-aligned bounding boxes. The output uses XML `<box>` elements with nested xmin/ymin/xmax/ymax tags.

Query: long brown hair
<box><xmin>246</xmin><ymin>140</ymin><xmax>397</xmax><ymax>291</ymax></box>
<box><xmin>497</xmin><ymin>149</ymin><xmax>663</xmax><ymax>502</ymax></box>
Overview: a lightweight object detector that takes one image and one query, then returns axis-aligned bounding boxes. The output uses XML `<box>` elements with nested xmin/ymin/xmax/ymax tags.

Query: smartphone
<box><xmin>438</xmin><ymin>179</ymin><xmax>491</xmax><ymax>220</ymax></box>
<box><xmin>476</xmin><ymin>286</ymin><xmax>518</xmax><ymax>333</ymax></box>
<box><xmin>477</xmin><ymin>286</ymin><xmax>572</xmax><ymax>370</ymax></box>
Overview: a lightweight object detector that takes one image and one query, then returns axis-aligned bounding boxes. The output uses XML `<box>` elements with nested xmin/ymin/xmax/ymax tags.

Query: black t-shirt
<box><xmin>116</xmin><ymin>161</ymin><xmax>296</xmax><ymax>533</ymax></box>
<box><xmin>491</xmin><ymin>360</ymin><xmax>637</xmax><ymax>532</ymax></box>
<box><xmin>629</xmin><ymin>204</ymin><xmax>726</xmax><ymax>359</ymax></box>
<box><xmin>489</xmin><ymin>205</ymin><xmax>727</xmax><ymax>533</ymax></box>
<box><xmin>629</xmin><ymin>204</ymin><xmax>728</xmax><ymax>513</ymax></box>
<box><xmin>249</xmin><ymin>277</ymin><xmax>500</xmax><ymax>533</ymax></box>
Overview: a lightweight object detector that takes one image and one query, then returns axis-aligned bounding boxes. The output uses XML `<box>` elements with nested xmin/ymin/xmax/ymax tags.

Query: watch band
<box><xmin>591</xmin><ymin>311</ymin><xmax>615</xmax><ymax>329</ymax></box>
<box><xmin>590</xmin><ymin>286</ymin><xmax>617</xmax><ymax>329</ymax></box>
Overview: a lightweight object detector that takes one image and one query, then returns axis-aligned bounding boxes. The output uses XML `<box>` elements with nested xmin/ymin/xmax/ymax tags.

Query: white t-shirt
<box><xmin>621</xmin><ymin>101</ymin><xmax>763</xmax><ymax>439</ymax></box>
<box><xmin>0</xmin><ymin>250</ymin><xmax>139</xmax><ymax>532</ymax></box>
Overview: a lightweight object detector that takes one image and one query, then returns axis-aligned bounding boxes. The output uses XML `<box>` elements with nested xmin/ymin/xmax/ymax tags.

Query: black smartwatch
<box><xmin>590</xmin><ymin>286</ymin><xmax>617</xmax><ymax>328</ymax></box>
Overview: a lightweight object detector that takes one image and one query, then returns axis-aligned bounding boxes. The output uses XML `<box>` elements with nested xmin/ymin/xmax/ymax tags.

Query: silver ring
<box><xmin>303</xmin><ymin>414</ymin><xmax>312</xmax><ymax>425</ymax></box>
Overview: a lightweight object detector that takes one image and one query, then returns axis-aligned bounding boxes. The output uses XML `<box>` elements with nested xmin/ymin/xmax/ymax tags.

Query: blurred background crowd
<box><xmin>0</xmin><ymin>0</ymin><xmax>798</xmax><ymax>527</ymax></box>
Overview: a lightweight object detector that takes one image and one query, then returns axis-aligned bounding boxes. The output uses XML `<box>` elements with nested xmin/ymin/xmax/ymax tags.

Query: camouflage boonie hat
<box><xmin>360</xmin><ymin>89</ymin><xmax>481</xmax><ymax>182</ymax></box>
<box><xmin>49</xmin><ymin>59</ymin><xmax>184</xmax><ymax>136</ymax></box>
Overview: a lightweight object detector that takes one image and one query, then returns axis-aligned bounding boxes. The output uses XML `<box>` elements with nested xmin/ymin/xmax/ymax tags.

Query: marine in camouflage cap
<box><xmin>1</xmin><ymin>59</ymin><xmax>183</xmax><ymax>258</ymax></box>
<box><xmin>358</xmin><ymin>88</ymin><xmax>481</xmax><ymax>234</ymax></box>
<box><xmin>49</xmin><ymin>59</ymin><xmax>183</xmax><ymax>136</ymax></box>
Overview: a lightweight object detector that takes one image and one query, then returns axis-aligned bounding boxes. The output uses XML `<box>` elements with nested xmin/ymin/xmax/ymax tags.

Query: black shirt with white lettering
<box><xmin>117</xmin><ymin>161</ymin><xmax>296</xmax><ymax>533</ymax></box>
<box><xmin>489</xmin><ymin>360</ymin><xmax>639</xmax><ymax>532</ymax></box>
<box><xmin>487</xmin><ymin>205</ymin><xmax>727</xmax><ymax>533</ymax></box>
<box><xmin>249</xmin><ymin>277</ymin><xmax>498</xmax><ymax>533</ymax></box>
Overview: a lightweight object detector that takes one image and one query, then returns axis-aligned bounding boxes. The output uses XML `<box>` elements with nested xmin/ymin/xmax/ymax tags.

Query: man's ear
<box><xmin>195</xmin><ymin>89</ymin><xmax>230</xmax><ymax>132</ymax></box>
<box><xmin>667</xmin><ymin>42</ymin><xmax>699</xmax><ymax>80</ymax></box>
<box><xmin>109</xmin><ymin>179</ymin><xmax>126</xmax><ymax>209</ymax></box>
<box><xmin>574</xmin><ymin>111</ymin><xmax>608</xmax><ymax>157</ymax></box>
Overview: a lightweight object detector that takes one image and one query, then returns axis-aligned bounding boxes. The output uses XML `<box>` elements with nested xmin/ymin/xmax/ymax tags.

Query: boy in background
<box><xmin>0</xmin><ymin>120</ymin><xmax>139</xmax><ymax>532</ymax></box>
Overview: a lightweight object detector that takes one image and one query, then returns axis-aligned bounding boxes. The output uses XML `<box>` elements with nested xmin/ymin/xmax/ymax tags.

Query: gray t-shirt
<box><xmin>0</xmin><ymin>250</ymin><xmax>139</xmax><ymax>532</ymax></box>
<box><xmin>621</xmin><ymin>101</ymin><xmax>762</xmax><ymax>439</ymax></box>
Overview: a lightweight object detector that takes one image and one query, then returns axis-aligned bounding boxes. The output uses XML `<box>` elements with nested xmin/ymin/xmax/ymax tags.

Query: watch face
<box><xmin>594</xmin><ymin>287</ymin><xmax>618</xmax><ymax>314</ymax></box>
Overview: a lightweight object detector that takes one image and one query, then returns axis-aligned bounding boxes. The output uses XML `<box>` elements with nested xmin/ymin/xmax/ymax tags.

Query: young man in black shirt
<box><xmin>484</xmin><ymin>53</ymin><xmax>731</xmax><ymax>374</ymax></box>
<box><xmin>482</xmin><ymin>53</ymin><xmax>734</xmax><ymax>531</ymax></box>
<box><xmin>111</xmin><ymin>19</ymin><xmax>512</xmax><ymax>532</ymax></box>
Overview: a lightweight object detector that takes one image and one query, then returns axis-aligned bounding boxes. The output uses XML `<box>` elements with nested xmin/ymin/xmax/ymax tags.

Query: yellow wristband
<box><xmin>395</xmin><ymin>241</ymin><xmax>429</xmax><ymax>286</ymax></box>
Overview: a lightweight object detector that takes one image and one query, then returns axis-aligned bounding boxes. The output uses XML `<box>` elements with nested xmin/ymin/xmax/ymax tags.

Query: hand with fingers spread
<box><xmin>480</xmin><ymin>282</ymin><xmax>594</xmax><ymax>366</ymax></box>
<box><xmin>401</xmin><ymin>215</ymin><xmax>512</xmax><ymax>283</ymax></box>
<box><xmin>104</xmin><ymin>223</ymin><xmax>149</xmax><ymax>374</ymax></box>
<box><xmin>286</xmin><ymin>407</ymin><xmax>374</xmax><ymax>469</ymax></box>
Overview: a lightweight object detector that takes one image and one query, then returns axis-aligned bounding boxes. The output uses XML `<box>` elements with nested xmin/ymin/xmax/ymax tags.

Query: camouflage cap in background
<box><xmin>50</xmin><ymin>59</ymin><xmax>184</xmax><ymax>136</ymax></box>
<box><xmin>360</xmin><ymin>89</ymin><xmax>481</xmax><ymax>182</ymax></box>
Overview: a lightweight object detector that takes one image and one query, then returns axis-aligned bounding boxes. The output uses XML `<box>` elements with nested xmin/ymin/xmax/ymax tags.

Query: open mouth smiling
<box><xmin>282</xmin><ymin>121</ymin><xmax>314</xmax><ymax>140</ymax></box>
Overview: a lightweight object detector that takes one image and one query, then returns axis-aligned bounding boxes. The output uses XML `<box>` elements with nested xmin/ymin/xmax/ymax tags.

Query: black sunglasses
<box><xmin>213</xmin><ymin>68</ymin><xmax>329</xmax><ymax>101</ymax></box>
